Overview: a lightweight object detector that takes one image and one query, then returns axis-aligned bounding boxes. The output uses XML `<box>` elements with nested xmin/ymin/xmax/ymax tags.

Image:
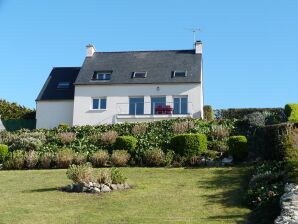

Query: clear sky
<box><xmin>0</xmin><ymin>0</ymin><xmax>297</xmax><ymax>109</ymax></box>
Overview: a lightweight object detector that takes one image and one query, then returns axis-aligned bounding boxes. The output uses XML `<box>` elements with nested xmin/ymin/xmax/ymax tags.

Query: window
<box><xmin>151</xmin><ymin>96</ymin><xmax>166</xmax><ymax>114</ymax></box>
<box><xmin>92</xmin><ymin>98</ymin><xmax>107</xmax><ymax>110</ymax></box>
<box><xmin>173</xmin><ymin>71</ymin><xmax>187</xmax><ymax>77</ymax></box>
<box><xmin>173</xmin><ymin>96</ymin><xmax>188</xmax><ymax>114</ymax></box>
<box><xmin>57</xmin><ymin>82</ymin><xmax>70</xmax><ymax>89</ymax></box>
<box><xmin>92</xmin><ymin>71</ymin><xmax>112</xmax><ymax>81</ymax></box>
<box><xmin>129</xmin><ymin>97</ymin><xmax>144</xmax><ymax>115</ymax></box>
<box><xmin>132</xmin><ymin>72</ymin><xmax>147</xmax><ymax>78</ymax></box>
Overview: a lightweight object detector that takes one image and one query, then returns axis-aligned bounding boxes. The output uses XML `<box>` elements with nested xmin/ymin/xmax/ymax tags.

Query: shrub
<box><xmin>39</xmin><ymin>152</ymin><xmax>53</xmax><ymax>169</ymax></box>
<box><xmin>24</xmin><ymin>151</ymin><xmax>39</xmax><ymax>169</ymax></box>
<box><xmin>56</xmin><ymin>148</ymin><xmax>74</xmax><ymax>168</ymax></box>
<box><xmin>0</xmin><ymin>144</ymin><xmax>8</xmax><ymax>162</ymax></box>
<box><xmin>73</xmin><ymin>152</ymin><xmax>87</xmax><ymax>165</ymax></box>
<box><xmin>57</xmin><ymin>132</ymin><xmax>76</xmax><ymax>145</ymax></box>
<box><xmin>208</xmin><ymin>140</ymin><xmax>228</xmax><ymax>154</ymax></box>
<box><xmin>66</xmin><ymin>163</ymin><xmax>93</xmax><ymax>183</ymax></box>
<box><xmin>143</xmin><ymin>148</ymin><xmax>165</xmax><ymax>166</ymax></box>
<box><xmin>58</xmin><ymin>123</ymin><xmax>70</xmax><ymax>129</ymax></box>
<box><xmin>114</xmin><ymin>136</ymin><xmax>137</xmax><ymax>153</ymax></box>
<box><xmin>203</xmin><ymin>105</ymin><xmax>214</xmax><ymax>121</ymax></box>
<box><xmin>131</xmin><ymin>123</ymin><xmax>147</xmax><ymax>135</ymax></box>
<box><xmin>90</xmin><ymin>150</ymin><xmax>109</xmax><ymax>167</ymax></box>
<box><xmin>100</xmin><ymin>131</ymin><xmax>118</xmax><ymax>145</ymax></box>
<box><xmin>97</xmin><ymin>169</ymin><xmax>112</xmax><ymax>184</ymax></box>
<box><xmin>111</xmin><ymin>150</ymin><xmax>130</xmax><ymax>166</ymax></box>
<box><xmin>285</xmin><ymin>104</ymin><xmax>298</xmax><ymax>122</ymax></box>
<box><xmin>4</xmin><ymin>150</ymin><xmax>25</xmax><ymax>169</ymax></box>
<box><xmin>228</xmin><ymin>136</ymin><xmax>248</xmax><ymax>162</ymax></box>
<box><xmin>170</xmin><ymin>134</ymin><xmax>208</xmax><ymax>156</ymax></box>
<box><xmin>172</xmin><ymin>121</ymin><xmax>194</xmax><ymax>134</ymax></box>
<box><xmin>164</xmin><ymin>150</ymin><xmax>175</xmax><ymax>166</ymax></box>
<box><xmin>209</xmin><ymin>125</ymin><xmax>230</xmax><ymax>140</ymax></box>
<box><xmin>110</xmin><ymin>167</ymin><xmax>127</xmax><ymax>184</ymax></box>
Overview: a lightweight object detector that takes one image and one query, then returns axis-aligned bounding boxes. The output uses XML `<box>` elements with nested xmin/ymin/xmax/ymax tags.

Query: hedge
<box><xmin>0</xmin><ymin>144</ymin><xmax>8</xmax><ymax>162</ymax></box>
<box><xmin>285</xmin><ymin>104</ymin><xmax>298</xmax><ymax>122</ymax></box>
<box><xmin>228</xmin><ymin>136</ymin><xmax>248</xmax><ymax>162</ymax></box>
<box><xmin>215</xmin><ymin>108</ymin><xmax>285</xmax><ymax>121</ymax></box>
<box><xmin>0</xmin><ymin>99</ymin><xmax>35</xmax><ymax>120</ymax></box>
<box><xmin>170</xmin><ymin>134</ymin><xmax>207</xmax><ymax>156</ymax></box>
<box><xmin>203</xmin><ymin>105</ymin><xmax>214</xmax><ymax>121</ymax></box>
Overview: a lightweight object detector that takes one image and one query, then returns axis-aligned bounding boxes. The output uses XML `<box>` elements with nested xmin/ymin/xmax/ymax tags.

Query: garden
<box><xmin>0</xmin><ymin>104</ymin><xmax>298</xmax><ymax>223</ymax></box>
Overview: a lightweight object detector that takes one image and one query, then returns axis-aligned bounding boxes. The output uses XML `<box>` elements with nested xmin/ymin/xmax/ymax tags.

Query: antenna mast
<box><xmin>185</xmin><ymin>28</ymin><xmax>201</xmax><ymax>47</ymax></box>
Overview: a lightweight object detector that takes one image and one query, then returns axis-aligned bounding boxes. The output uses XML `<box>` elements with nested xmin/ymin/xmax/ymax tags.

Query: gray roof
<box><xmin>75</xmin><ymin>50</ymin><xmax>202</xmax><ymax>85</ymax></box>
<box><xmin>36</xmin><ymin>67</ymin><xmax>80</xmax><ymax>101</ymax></box>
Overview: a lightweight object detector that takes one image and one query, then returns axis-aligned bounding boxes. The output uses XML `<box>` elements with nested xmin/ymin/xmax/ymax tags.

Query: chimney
<box><xmin>195</xmin><ymin>40</ymin><xmax>202</xmax><ymax>54</ymax></box>
<box><xmin>86</xmin><ymin>44</ymin><xmax>96</xmax><ymax>57</ymax></box>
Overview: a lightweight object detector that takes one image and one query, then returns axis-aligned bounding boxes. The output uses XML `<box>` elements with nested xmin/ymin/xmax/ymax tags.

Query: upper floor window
<box><xmin>57</xmin><ymin>82</ymin><xmax>70</xmax><ymax>89</ymax></box>
<box><xmin>132</xmin><ymin>72</ymin><xmax>147</xmax><ymax>78</ymax></box>
<box><xmin>92</xmin><ymin>98</ymin><xmax>107</xmax><ymax>110</ymax></box>
<box><xmin>173</xmin><ymin>71</ymin><xmax>187</xmax><ymax>78</ymax></box>
<box><xmin>92</xmin><ymin>71</ymin><xmax>112</xmax><ymax>81</ymax></box>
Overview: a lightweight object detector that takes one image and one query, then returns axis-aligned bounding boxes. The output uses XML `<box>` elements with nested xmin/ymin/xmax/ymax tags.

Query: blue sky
<box><xmin>0</xmin><ymin>0</ymin><xmax>297</xmax><ymax>109</ymax></box>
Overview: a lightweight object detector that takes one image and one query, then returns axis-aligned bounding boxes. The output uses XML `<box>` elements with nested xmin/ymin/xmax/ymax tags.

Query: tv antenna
<box><xmin>185</xmin><ymin>28</ymin><xmax>201</xmax><ymax>47</ymax></box>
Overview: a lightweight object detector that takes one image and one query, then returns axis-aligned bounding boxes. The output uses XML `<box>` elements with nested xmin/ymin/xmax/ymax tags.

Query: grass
<box><xmin>0</xmin><ymin>167</ymin><xmax>251</xmax><ymax>224</ymax></box>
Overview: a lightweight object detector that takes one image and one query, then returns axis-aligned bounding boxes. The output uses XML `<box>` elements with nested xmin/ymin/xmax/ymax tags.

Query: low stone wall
<box><xmin>275</xmin><ymin>183</ymin><xmax>298</xmax><ymax>224</ymax></box>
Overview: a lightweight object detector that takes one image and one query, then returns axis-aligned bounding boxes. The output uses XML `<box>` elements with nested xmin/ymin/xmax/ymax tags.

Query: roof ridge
<box><xmin>94</xmin><ymin>49</ymin><xmax>195</xmax><ymax>54</ymax></box>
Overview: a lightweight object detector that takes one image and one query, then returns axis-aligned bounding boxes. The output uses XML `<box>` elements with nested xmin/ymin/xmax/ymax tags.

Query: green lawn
<box><xmin>0</xmin><ymin>167</ymin><xmax>251</xmax><ymax>224</ymax></box>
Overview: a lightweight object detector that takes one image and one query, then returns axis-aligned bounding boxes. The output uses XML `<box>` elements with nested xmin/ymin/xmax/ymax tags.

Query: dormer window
<box><xmin>92</xmin><ymin>71</ymin><xmax>112</xmax><ymax>81</ymax></box>
<box><xmin>132</xmin><ymin>72</ymin><xmax>147</xmax><ymax>78</ymax></box>
<box><xmin>173</xmin><ymin>71</ymin><xmax>187</xmax><ymax>77</ymax></box>
<box><xmin>57</xmin><ymin>82</ymin><xmax>70</xmax><ymax>89</ymax></box>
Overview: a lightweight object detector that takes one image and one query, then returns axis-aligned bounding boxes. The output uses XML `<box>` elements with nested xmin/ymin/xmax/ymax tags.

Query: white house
<box><xmin>36</xmin><ymin>41</ymin><xmax>204</xmax><ymax>128</ymax></box>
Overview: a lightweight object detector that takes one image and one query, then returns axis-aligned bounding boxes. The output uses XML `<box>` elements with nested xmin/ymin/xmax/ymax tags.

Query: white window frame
<box><xmin>173</xmin><ymin>70</ymin><xmax>187</xmax><ymax>77</ymax></box>
<box><xmin>132</xmin><ymin>71</ymin><xmax>147</xmax><ymax>78</ymax></box>
<box><xmin>92</xmin><ymin>72</ymin><xmax>112</xmax><ymax>81</ymax></box>
<box><xmin>91</xmin><ymin>97</ymin><xmax>107</xmax><ymax>110</ymax></box>
<box><xmin>173</xmin><ymin>96</ymin><xmax>188</xmax><ymax>114</ymax></box>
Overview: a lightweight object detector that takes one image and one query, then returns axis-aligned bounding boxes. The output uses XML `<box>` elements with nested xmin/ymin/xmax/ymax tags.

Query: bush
<box><xmin>143</xmin><ymin>148</ymin><xmax>165</xmax><ymax>166</ymax></box>
<box><xmin>57</xmin><ymin>132</ymin><xmax>76</xmax><ymax>145</ymax></box>
<box><xmin>56</xmin><ymin>148</ymin><xmax>74</xmax><ymax>168</ymax></box>
<box><xmin>97</xmin><ymin>169</ymin><xmax>112</xmax><ymax>184</ymax></box>
<box><xmin>285</xmin><ymin>104</ymin><xmax>298</xmax><ymax>122</ymax></box>
<box><xmin>24</xmin><ymin>151</ymin><xmax>39</xmax><ymax>169</ymax></box>
<box><xmin>209</xmin><ymin>125</ymin><xmax>230</xmax><ymax>140</ymax></box>
<box><xmin>0</xmin><ymin>144</ymin><xmax>8</xmax><ymax>162</ymax></box>
<box><xmin>3</xmin><ymin>150</ymin><xmax>25</xmax><ymax>169</ymax></box>
<box><xmin>111</xmin><ymin>150</ymin><xmax>130</xmax><ymax>166</ymax></box>
<box><xmin>114</xmin><ymin>136</ymin><xmax>137</xmax><ymax>154</ymax></box>
<box><xmin>228</xmin><ymin>136</ymin><xmax>248</xmax><ymax>161</ymax></box>
<box><xmin>170</xmin><ymin>134</ymin><xmax>208</xmax><ymax>156</ymax></box>
<box><xmin>131</xmin><ymin>123</ymin><xmax>147</xmax><ymax>135</ymax></box>
<box><xmin>203</xmin><ymin>105</ymin><xmax>214</xmax><ymax>121</ymax></box>
<box><xmin>39</xmin><ymin>152</ymin><xmax>53</xmax><ymax>169</ymax></box>
<box><xmin>66</xmin><ymin>163</ymin><xmax>93</xmax><ymax>183</ymax></box>
<box><xmin>90</xmin><ymin>150</ymin><xmax>109</xmax><ymax>167</ymax></box>
<box><xmin>172</xmin><ymin>121</ymin><xmax>194</xmax><ymax>134</ymax></box>
<box><xmin>100</xmin><ymin>131</ymin><xmax>118</xmax><ymax>145</ymax></box>
<box><xmin>110</xmin><ymin>167</ymin><xmax>127</xmax><ymax>184</ymax></box>
<box><xmin>73</xmin><ymin>152</ymin><xmax>87</xmax><ymax>165</ymax></box>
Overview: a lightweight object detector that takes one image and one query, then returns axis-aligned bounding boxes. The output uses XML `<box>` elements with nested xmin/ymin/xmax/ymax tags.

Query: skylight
<box><xmin>92</xmin><ymin>71</ymin><xmax>112</xmax><ymax>81</ymax></box>
<box><xmin>57</xmin><ymin>82</ymin><xmax>70</xmax><ymax>89</ymax></box>
<box><xmin>173</xmin><ymin>71</ymin><xmax>187</xmax><ymax>78</ymax></box>
<box><xmin>132</xmin><ymin>72</ymin><xmax>147</xmax><ymax>78</ymax></box>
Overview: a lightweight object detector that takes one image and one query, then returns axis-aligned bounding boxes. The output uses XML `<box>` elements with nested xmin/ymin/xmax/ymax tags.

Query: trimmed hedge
<box><xmin>285</xmin><ymin>104</ymin><xmax>298</xmax><ymax>122</ymax></box>
<box><xmin>0</xmin><ymin>99</ymin><xmax>35</xmax><ymax>120</ymax></box>
<box><xmin>228</xmin><ymin>136</ymin><xmax>248</xmax><ymax>162</ymax></box>
<box><xmin>0</xmin><ymin>144</ymin><xmax>8</xmax><ymax>162</ymax></box>
<box><xmin>170</xmin><ymin>134</ymin><xmax>207</xmax><ymax>156</ymax></box>
<box><xmin>114</xmin><ymin>136</ymin><xmax>137</xmax><ymax>153</ymax></box>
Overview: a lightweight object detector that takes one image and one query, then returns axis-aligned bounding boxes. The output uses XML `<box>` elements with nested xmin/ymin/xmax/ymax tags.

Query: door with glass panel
<box><xmin>151</xmin><ymin>96</ymin><xmax>166</xmax><ymax>114</ymax></box>
<box><xmin>173</xmin><ymin>96</ymin><xmax>188</xmax><ymax>114</ymax></box>
<box><xmin>129</xmin><ymin>97</ymin><xmax>144</xmax><ymax>115</ymax></box>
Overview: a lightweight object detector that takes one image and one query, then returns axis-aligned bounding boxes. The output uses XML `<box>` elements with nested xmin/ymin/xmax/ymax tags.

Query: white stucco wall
<box><xmin>36</xmin><ymin>100</ymin><xmax>74</xmax><ymax>129</ymax></box>
<box><xmin>73</xmin><ymin>84</ymin><xmax>203</xmax><ymax>126</ymax></box>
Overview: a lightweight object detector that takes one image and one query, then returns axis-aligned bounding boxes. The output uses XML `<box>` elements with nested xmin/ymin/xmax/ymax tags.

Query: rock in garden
<box><xmin>222</xmin><ymin>156</ymin><xmax>233</xmax><ymax>165</ymax></box>
<box><xmin>117</xmin><ymin>184</ymin><xmax>125</xmax><ymax>190</ymax></box>
<box><xmin>101</xmin><ymin>184</ymin><xmax>111</xmax><ymax>192</ymax></box>
<box><xmin>91</xmin><ymin>187</ymin><xmax>101</xmax><ymax>193</ymax></box>
<box><xmin>110</xmin><ymin>184</ymin><xmax>118</xmax><ymax>190</ymax></box>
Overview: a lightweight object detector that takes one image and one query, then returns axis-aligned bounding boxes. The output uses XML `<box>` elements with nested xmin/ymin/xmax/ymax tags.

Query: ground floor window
<box><xmin>129</xmin><ymin>97</ymin><xmax>144</xmax><ymax>115</ymax></box>
<box><xmin>173</xmin><ymin>96</ymin><xmax>188</xmax><ymax>114</ymax></box>
<box><xmin>151</xmin><ymin>96</ymin><xmax>166</xmax><ymax>114</ymax></box>
<box><xmin>92</xmin><ymin>98</ymin><xmax>107</xmax><ymax>110</ymax></box>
